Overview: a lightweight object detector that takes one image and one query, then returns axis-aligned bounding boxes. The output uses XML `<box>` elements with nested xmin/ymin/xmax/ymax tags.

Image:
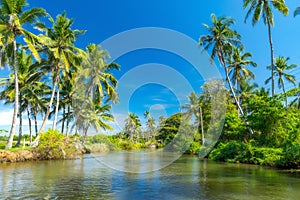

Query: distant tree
<box><xmin>124</xmin><ymin>113</ymin><xmax>141</xmax><ymax>142</ymax></box>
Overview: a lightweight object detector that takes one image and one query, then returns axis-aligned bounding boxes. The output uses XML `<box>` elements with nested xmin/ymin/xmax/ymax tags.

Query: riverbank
<box><xmin>0</xmin><ymin>130</ymin><xmax>86</xmax><ymax>163</ymax></box>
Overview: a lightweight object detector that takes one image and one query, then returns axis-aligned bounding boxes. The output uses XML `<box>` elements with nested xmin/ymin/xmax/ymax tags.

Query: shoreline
<box><xmin>1</xmin><ymin>146</ymin><xmax>299</xmax><ymax>172</ymax></box>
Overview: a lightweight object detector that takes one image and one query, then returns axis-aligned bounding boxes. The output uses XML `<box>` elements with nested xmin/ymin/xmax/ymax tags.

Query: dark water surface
<box><xmin>0</xmin><ymin>152</ymin><xmax>300</xmax><ymax>199</ymax></box>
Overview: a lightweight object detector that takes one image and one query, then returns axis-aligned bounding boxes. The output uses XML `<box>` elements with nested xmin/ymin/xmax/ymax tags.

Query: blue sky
<box><xmin>1</xmin><ymin>0</ymin><xmax>300</xmax><ymax>133</ymax></box>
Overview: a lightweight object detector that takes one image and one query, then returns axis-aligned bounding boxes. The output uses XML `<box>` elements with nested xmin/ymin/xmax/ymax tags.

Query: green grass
<box><xmin>0</xmin><ymin>140</ymin><xmax>31</xmax><ymax>151</ymax></box>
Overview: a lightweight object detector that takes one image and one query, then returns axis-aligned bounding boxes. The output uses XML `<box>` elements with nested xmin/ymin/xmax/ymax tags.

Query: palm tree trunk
<box><xmin>27</xmin><ymin>106</ymin><xmax>32</xmax><ymax>144</ymax></box>
<box><xmin>52</xmin><ymin>89</ymin><xmax>60</xmax><ymax>130</ymax></box>
<box><xmin>39</xmin><ymin>72</ymin><xmax>59</xmax><ymax>132</ymax></box>
<box><xmin>15</xmin><ymin>100</ymin><xmax>23</xmax><ymax>148</ymax></box>
<box><xmin>31</xmin><ymin>71</ymin><xmax>59</xmax><ymax>147</ymax></box>
<box><xmin>200</xmin><ymin>106</ymin><xmax>205</xmax><ymax>146</ymax></box>
<box><xmin>66</xmin><ymin>103</ymin><xmax>71</xmax><ymax>136</ymax></box>
<box><xmin>6</xmin><ymin>39</ymin><xmax>19</xmax><ymax>149</ymax></box>
<box><xmin>34</xmin><ymin>111</ymin><xmax>38</xmax><ymax>137</ymax></box>
<box><xmin>267</xmin><ymin>19</ymin><xmax>275</xmax><ymax>96</ymax></box>
<box><xmin>61</xmin><ymin>106</ymin><xmax>65</xmax><ymax>134</ymax></box>
<box><xmin>220</xmin><ymin>52</ymin><xmax>254</xmax><ymax>135</ymax></box>
<box><xmin>282</xmin><ymin>80</ymin><xmax>287</xmax><ymax>107</ymax></box>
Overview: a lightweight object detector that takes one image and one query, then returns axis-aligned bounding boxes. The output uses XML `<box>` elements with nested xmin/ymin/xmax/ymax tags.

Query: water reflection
<box><xmin>0</xmin><ymin>153</ymin><xmax>300</xmax><ymax>199</ymax></box>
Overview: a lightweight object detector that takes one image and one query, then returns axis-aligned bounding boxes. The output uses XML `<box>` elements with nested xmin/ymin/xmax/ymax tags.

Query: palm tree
<box><xmin>0</xmin><ymin>50</ymin><xmax>46</xmax><ymax>147</ymax></box>
<box><xmin>71</xmin><ymin>44</ymin><xmax>119</xmax><ymax>135</ymax></box>
<box><xmin>243</xmin><ymin>0</ymin><xmax>289</xmax><ymax>96</ymax></box>
<box><xmin>34</xmin><ymin>12</ymin><xmax>86</xmax><ymax>135</ymax></box>
<box><xmin>182</xmin><ymin>92</ymin><xmax>205</xmax><ymax>146</ymax></box>
<box><xmin>199</xmin><ymin>14</ymin><xmax>253</xmax><ymax>135</ymax></box>
<box><xmin>83</xmin><ymin>43</ymin><xmax>120</xmax><ymax>103</ymax></box>
<box><xmin>265</xmin><ymin>56</ymin><xmax>297</xmax><ymax>107</ymax></box>
<box><xmin>124</xmin><ymin>113</ymin><xmax>141</xmax><ymax>142</ymax></box>
<box><xmin>227</xmin><ymin>47</ymin><xmax>257</xmax><ymax>89</ymax></box>
<box><xmin>144</xmin><ymin>110</ymin><xmax>156</xmax><ymax>141</ymax></box>
<box><xmin>76</xmin><ymin>99</ymin><xmax>114</xmax><ymax>144</ymax></box>
<box><xmin>0</xmin><ymin>0</ymin><xmax>47</xmax><ymax>149</ymax></box>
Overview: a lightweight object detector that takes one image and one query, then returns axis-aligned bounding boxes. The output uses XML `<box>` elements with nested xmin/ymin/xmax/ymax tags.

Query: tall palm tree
<box><xmin>265</xmin><ymin>56</ymin><xmax>297</xmax><ymax>107</ymax></box>
<box><xmin>0</xmin><ymin>0</ymin><xmax>47</xmax><ymax>149</ymax></box>
<box><xmin>199</xmin><ymin>14</ymin><xmax>253</xmax><ymax>135</ymax></box>
<box><xmin>182</xmin><ymin>92</ymin><xmax>205</xmax><ymax>146</ymax></box>
<box><xmin>243</xmin><ymin>0</ymin><xmax>289</xmax><ymax>96</ymax></box>
<box><xmin>71</xmin><ymin>44</ymin><xmax>119</xmax><ymax>135</ymax></box>
<box><xmin>35</xmin><ymin>12</ymin><xmax>86</xmax><ymax>134</ymax></box>
<box><xmin>0</xmin><ymin>50</ymin><xmax>46</xmax><ymax>147</ymax></box>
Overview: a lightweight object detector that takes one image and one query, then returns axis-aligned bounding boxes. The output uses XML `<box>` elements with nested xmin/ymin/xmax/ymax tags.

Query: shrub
<box><xmin>36</xmin><ymin>129</ymin><xmax>77</xmax><ymax>160</ymax></box>
<box><xmin>209</xmin><ymin>141</ymin><xmax>282</xmax><ymax>166</ymax></box>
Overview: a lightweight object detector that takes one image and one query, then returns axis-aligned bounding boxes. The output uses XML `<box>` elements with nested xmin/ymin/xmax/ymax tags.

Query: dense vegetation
<box><xmin>0</xmin><ymin>0</ymin><xmax>299</xmax><ymax>168</ymax></box>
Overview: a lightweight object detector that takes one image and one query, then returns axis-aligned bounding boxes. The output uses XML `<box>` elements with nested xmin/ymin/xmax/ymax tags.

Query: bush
<box><xmin>209</xmin><ymin>141</ymin><xmax>282</xmax><ymax>166</ymax></box>
<box><xmin>36</xmin><ymin>129</ymin><xmax>78</xmax><ymax>160</ymax></box>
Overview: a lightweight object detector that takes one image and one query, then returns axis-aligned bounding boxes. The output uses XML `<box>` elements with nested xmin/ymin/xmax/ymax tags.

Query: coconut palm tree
<box><xmin>35</xmin><ymin>12</ymin><xmax>86</xmax><ymax>134</ymax></box>
<box><xmin>124</xmin><ymin>113</ymin><xmax>141</xmax><ymax>142</ymax></box>
<box><xmin>182</xmin><ymin>92</ymin><xmax>205</xmax><ymax>146</ymax></box>
<box><xmin>76</xmin><ymin>98</ymin><xmax>114</xmax><ymax>144</ymax></box>
<box><xmin>71</xmin><ymin>44</ymin><xmax>119</xmax><ymax>135</ymax></box>
<box><xmin>265</xmin><ymin>56</ymin><xmax>297</xmax><ymax>107</ymax></box>
<box><xmin>243</xmin><ymin>0</ymin><xmax>289</xmax><ymax>96</ymax></box>
<box><xmin>227</xmin><ymin>47</ymin><xmax>257</xmax><ymax>89</ymax></box>
<box><xmin>0</xmin><ymin>50</ymin><xmax>47</xmax><ymax>146</ymax></box>
<box><xmin>199</xmin><ymin>14</ymin><xmax>253</xmax><ymax>135</ymax></box>
<box><xmin>0</xmin><ymin>0</ymin><xmax>47</xmax><ymax>149</ymax></box>
<box><xmin>144</xmin><ymin>110</ymin><xmax>156</xmax><ymax>141</ymax></box>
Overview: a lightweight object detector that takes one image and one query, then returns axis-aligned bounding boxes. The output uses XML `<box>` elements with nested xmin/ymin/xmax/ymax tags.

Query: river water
<box><xmin>0</xmin><ymin>152</ymin><xmax>299</xmax><ymax>200</ymax></box>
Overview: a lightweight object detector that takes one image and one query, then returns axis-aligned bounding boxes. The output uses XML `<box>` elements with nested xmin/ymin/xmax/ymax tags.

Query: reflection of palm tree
<box><xmin>243</xmin><ymin>0</ymin><xmax>289</xmax><ymax>96</ymax></box>
<box><xmin>265</xmin><ymin>56</ymin><xmax>297</xmax><ymax>107</ymax></box>
<box><xmin>0</xmin><ymin>0</ymin><xmax>47</xmax><ymax>148</ymax></box>
<box><xmin>199</xmin><ymin>14</ymin><xmax>253</xmax><ymax>135</ymax></box>
<box><xmin>182</xmin><ymin>92</ymin><xmax>205</xmax><ymax>146</ymax></box>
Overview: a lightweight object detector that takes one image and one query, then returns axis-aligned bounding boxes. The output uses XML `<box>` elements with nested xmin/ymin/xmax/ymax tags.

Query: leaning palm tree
<box><xmin>243</xmin><ymin>0</ymin><xmax>289</xmax><ymax>96</ymax></box>
<box><xmin>199</xmin><ymin>14</ymin><xmax>253</xmax><ymax>135</ymax></box>
<box><xmin>265</xmin><ymin>56</ymin><xmax>297</xmax><ymax>107</ymax></box>
<box><xmin>0</xmin><ymin>0</ymin><xmax>47</xmax><ymax>149</ymax></box>
<box><xmin>35</xmin><ymin>12</ymin><xmax>86</xmax><ymax>133</ymax></box>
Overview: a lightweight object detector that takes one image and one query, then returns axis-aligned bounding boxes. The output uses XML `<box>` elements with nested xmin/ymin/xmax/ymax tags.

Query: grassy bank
<box><xmin>0</xmin><ymin>130</ymin><xmax>85</xmax><ymax>163</ymax></box>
